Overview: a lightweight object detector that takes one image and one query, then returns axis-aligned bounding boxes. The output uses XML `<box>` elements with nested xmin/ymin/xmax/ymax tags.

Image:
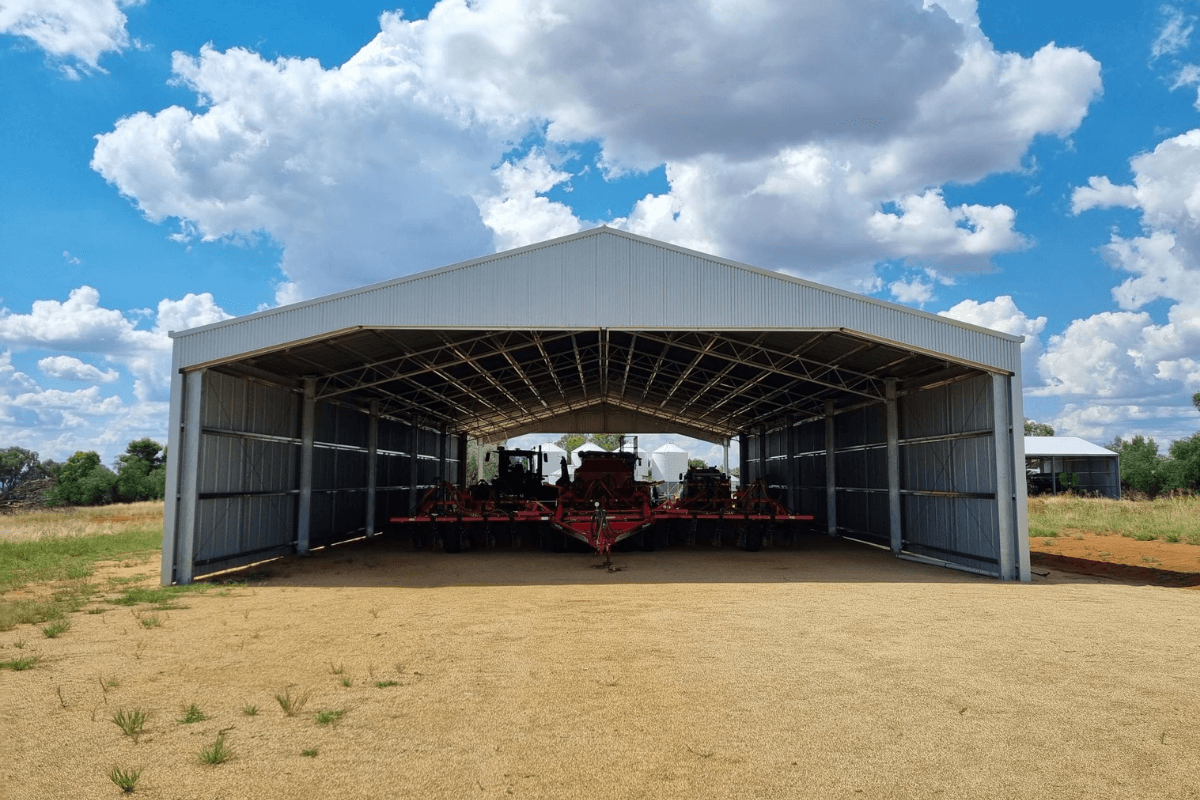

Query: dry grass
<box><xmin>0</xmin><ymin>501</ymin><xmax>164</xmax><ymax>544</ymax></box>
<box><xmin>1027</xmin><ymin>493</ymin><xmax>1200</xmax><ymax>544</ymax></box>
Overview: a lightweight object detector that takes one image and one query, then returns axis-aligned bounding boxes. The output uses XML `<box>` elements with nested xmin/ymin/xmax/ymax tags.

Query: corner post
<box><xmin>993</xmin><ymin>373</ymin><xmax>1017</xmax><ymax>580</ymax></box>
<box><xmin>174</xmin><ymin>368</ymin><xmax>205</xmax><ymax>585</ymax></box>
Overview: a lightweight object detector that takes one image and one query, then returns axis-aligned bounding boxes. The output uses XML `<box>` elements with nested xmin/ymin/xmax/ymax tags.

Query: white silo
<box><xmin>652</xmin><ymin>444</ymin><xmax>690</xmax><ymax>496</ymax></box>
<box><xmin>570</xmin><ymin>441</ymin><xmax>606</xmax><ymax>469</ymax></box>
<box><xmin>533</xmin><ymin>442</ymin><xmax>569</xmax><ymax>483</ymax></box>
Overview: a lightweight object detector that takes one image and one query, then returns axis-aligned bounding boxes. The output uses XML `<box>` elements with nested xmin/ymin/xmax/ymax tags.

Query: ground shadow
<box><xmin>201</xmin><ymin>531</ymin><xmax>1012</xmax><ymax>589</ymax></box>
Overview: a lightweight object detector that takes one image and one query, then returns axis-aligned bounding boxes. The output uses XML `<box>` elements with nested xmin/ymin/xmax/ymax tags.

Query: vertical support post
<box><xmin>296</xmin><ymin>377</ymin><xmax>315</xmax><ymax>555</ymax></box>
<box><xmin>161</xmin><ymin>348</ymin><xmax>185</xmax><ymax>585</ymax></box>
<box><xmin>457</xmin><ymin>433</ymin><xmax>468</xmax><ymax>488</ymax></box>
<box><xmin>993</xmin><ymin>373</ymin><xmax>1017</xmax><ymax>580</ymax></box>
<box><xmin>738</xmin><ymin>434</ymin><xmax>748</xmax><ymax>486</ymax></box>
<box><xmin>825</xmin><ymin>400</ymin><xmax>837</xmax><ymax>537</ymax></box>
<box><xmin>365</xmin><ymin>400</ymin><xmax>378</xmax><ymax>537</ymax></box>
<box><xmin>786</xmin><ymin>416</ymin><xmax>797</xmax><ymax>512</ymax></box>
<box><xmin>438</xmin><ymin>425</ymin><xmax>448</xmax><ymax>486</ymax></box>
<box><xmin>759</xmin><ymin>424</ymin><xmax>768</xmax><ymax>486</ymax></box>
<box><xmin>174</xmin><ymin>368</ymin><xmax>205</xmax><ymax>585</ymax></box>
<box><xmin>886</xmin><ymin>380</ymin><xmax>902</xmax><ymax>555</ymax></box>
<box><xmin>478</xmin><ymin>442</ymin><xmax>486</xmax><ymax>482</ymax></box>
<box><xmin>722</xmin><ymin>439</ymin><xmax>730</xmax><ymax>476</ymax></box>
<box><xmin>407</xmin><ymin>417</ymin><xmax>419</xmax><ymax>515</ymax></box>
<box><xmin>1007</xmin><ymin>367</ymin><xmax>1032</xmax><ymax>581</ymax></box>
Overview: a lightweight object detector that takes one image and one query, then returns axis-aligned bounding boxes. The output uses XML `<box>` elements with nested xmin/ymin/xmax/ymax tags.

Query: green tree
<box><xmin>114</xmin><ymin>438</ymin><xmax>167</xmax><ymax>502</ymax></box>
<box><xmin>1106</xmin><ymin>435</ymin><xmax>1164</xmax><ymax>495</ymax></box>
<box><xmin>554</xmin><ymin>434</ymin><xmax>590</xmax><ymax>454</ymax></box>
<box><xmin>1024</xmin><ymin>418</ymin><xmax>1055</xmax><ymax>436</ymax></box>
<box><xmin>687</xmin><ymin>458</ymin><xmax>708</xmax><ymax>470</ymax></box>
<box><xmin>552</xmin><ymin>433</ymin><xmax>625</xmax><ymax>453</ymax></box>
<box><xmin>0</xmin><ymin>447</ymin><xmax>47</xmax><ymax>504</ymax></box>
<box><xmin>1160</xmin><ymin>432</ymin><xmax>1200</xmax><ymax>492</ymax></box>
<box><xmin>48</xmin><ymin>451</ymin><xmax>117</xmax><ymax>506</ymax></box>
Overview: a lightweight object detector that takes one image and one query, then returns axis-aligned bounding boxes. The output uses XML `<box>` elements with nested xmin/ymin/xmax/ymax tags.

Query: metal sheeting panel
<box><xmin>897</xmin><ymin>374</ymin><xmax>1001</xmax><ymax>570</ymax></box>
<box><xmin>753</xmin><ymin>372</ymin><xmax>1005</xmax><ymax>575</ymax></box>
<box><xmin>182</xmin><ymin>371</ymin><xmax>444</xmax><ymax>580</ymax></box>
<box><xmin>172</xmin><ymin>229</ymin><xmax>1021</xmax><ymax>375</ymax></box>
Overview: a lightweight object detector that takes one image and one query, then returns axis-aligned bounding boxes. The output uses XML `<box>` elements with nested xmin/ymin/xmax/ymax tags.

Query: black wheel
<box><xmin>443</xmin><ymin>523</ymin><xmax>466</xmax><ymax>553</ymax></box>
<box><xmin>640</xmin><ymin>528</ymin><xmax>656</xmax><ymax>552</ymax></box>
<box><xmin>744</xmin><ymin>522</ymin><xmax>762</xmax><ymax>552</ymax></box>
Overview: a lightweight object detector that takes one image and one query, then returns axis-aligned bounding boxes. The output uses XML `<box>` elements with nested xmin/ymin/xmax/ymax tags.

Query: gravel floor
<box><xmin>3</xmin><ymin>536</ymin><xmax>1198</xmax><ymax>800</ymax></box>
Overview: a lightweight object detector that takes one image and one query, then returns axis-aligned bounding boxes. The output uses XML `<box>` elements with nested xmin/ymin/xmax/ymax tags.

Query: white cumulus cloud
<box><xmin>0</xmin><ymin>0</ymin><xmax>142</xmax><ymax>76</ymax></box>
<box><xmin>38</xmin><ymin>355</ymin><xmax>119</xmax><ymax>383</ymax></box>
<box><xmin>92</xmin><ymin>0</ymin><xmax>1102</xmax><ymax>300</ymax></box>
<box><xmin>0</xmin><ymin>288</ymin><xmax>232</xmax><ymax>461</ymax></box>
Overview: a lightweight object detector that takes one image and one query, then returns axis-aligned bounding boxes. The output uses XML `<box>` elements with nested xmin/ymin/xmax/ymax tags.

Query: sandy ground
<box><xmin>3</xmin><ymin>535</ymin><xmax>1199</xmax><ymax>800</ymax></box>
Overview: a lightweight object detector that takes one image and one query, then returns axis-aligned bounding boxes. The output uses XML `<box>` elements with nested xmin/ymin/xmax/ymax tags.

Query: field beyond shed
<box><xmin>3</xmin><ymin>535</ymin><xmax>1198</xmax><ymax>799</ymax></box>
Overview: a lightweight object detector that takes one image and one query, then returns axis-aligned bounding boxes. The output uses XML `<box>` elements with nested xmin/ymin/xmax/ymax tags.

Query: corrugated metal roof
<box><xmin>171</xmin><ymin>227</ymin><xmax>1022</xmax><ymax>374</ymax></box>
<box><xmin>1024</xmin><ymin>437</ymin><xmax>1117</xmax><ymax>457</ymax></box>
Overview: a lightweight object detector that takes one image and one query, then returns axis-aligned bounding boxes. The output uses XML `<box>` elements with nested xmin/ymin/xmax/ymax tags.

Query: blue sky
<box><xmin>2</xmin><ymin>0</ymin><xmax>1200</xmax><ymax>466</ymax></box>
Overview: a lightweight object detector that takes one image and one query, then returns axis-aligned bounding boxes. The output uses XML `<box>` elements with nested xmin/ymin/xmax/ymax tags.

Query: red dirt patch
<box><xmin>1029</xmin><ymin>529</ymin><xmax>1200</xmax><ymax>587</ymax></box>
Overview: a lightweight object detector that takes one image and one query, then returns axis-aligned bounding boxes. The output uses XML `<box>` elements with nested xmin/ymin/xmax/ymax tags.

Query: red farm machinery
<box><xmin>390</xmin><ymin>439</ymin><xmax>812</xmax><ymax>557</ymax></box>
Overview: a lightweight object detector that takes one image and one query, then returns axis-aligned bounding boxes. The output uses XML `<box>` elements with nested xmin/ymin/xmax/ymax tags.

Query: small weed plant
<box><xmin>275</xmin><ymin>686</ymin><xmax>313</xmax><ymax>716</ymax></box>
<box><xmin>111</xmin><ymin>709</ymin><xmax>149</xmax><ymax>743</ymax></box>
<box><xmin>375</xmin><ymin>680</ymin><xmax>399</xmax><ymax>689</ymax></box>
<box><xmin>178</xmin><ymin>704</ymin><xmax>206</xmax><ymax>724</ymax></box>
<box><xmin>315</xmin><ymin>709</ymin><xmax>346</xmax><ymax>726</ymax></box>
<box><xmin>138</xmin><ymin>614</ymin><xmax>163</xmax><ymax>629</ymax></box>
<box><xmin>301</xmin><ymin>749</ymin><xmax>318</xmax><ymax>758</ymax></box>
<box><xmin>340</xmin><ymin>677</ymin><xmax>351</xmax><ymax>688</ymax></box>
<box><xmin>329</xmin><ymin>662</ymin><xmax>345</xmax><ymax>675</ymax></box>
<box><xmin>0</xmin><ymin>655</ymin><xmax>38</xmax><ymax>671</ymax></box>
<box><xmin>198</xmin><ymin>732</ymin><xmax>232</xmax><ymax>765</ymax></box>
<box><xmin>108</xmin><ymin>765</ymin><xmax>142</xmax><ymax>793</ymax></box>
<box><xmin>41</xmin><ymin>620</ymin><xmax>71</xmax><ymax>638</ymax></box>
<box><xmin>242</xmin><ymin>704</ymin><xmax>259</xmax><ymax>716</ymax></box>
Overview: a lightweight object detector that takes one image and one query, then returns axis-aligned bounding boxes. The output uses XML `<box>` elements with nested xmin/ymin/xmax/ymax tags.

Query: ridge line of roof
<box><xmin>169</xmin><ymin>226</ymin><xmax>1022</xmax><ymax>345</ymax></box>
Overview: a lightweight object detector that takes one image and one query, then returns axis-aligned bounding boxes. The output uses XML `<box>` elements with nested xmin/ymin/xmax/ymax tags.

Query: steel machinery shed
<box><xmin>161</xmin><ymin>227</ymin><xmax>1032</xmax><ymax>584</ymax></box>
<box><xmin>1024</xmin><ymin>436</ymin><xmax>1121</xmax><ymax>498</ymax></box>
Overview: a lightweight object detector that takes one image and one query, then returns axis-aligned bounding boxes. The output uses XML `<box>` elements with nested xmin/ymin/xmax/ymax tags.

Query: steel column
<box><xmin>296</xmin><ymin>377</ymin><xmax>315</xmax><ymax>555</ymax></box>
<box><xmin>825</xmin><ymin>400</ymin><xmax>837</xmax><ymax>537</ymax></box>
<box><xmin>457</xmin><ymin>433</ymin><xmax>468</xmax><ymax>488</ymax></box>
<box><xmin>438</xmin><ymin>425</ymin><xmax>448</xmax><ymax>484</ymax></box>
<box><xmin>408</xmin><ymin>417</ymin><xmax>419</xmax><ymax>515</ymax></box>
<box><xmin>722</xmin><ymin>439</ymin><xmax>730</xmax><ymax>476</ymax></box>
<box><xmin>886</xmin><ymin>380</ymin><xmax>901</xmax><ymax>555</ymax></box>
<box><xmin>992</xmin><ymin>373</ymin><xmax>1016</xmax><ymax>580</ymax></box>
<box><xmin>161</xmin><ymin>351</ymin><xmax>185</xmax><ymax>585</ymax></box>
<box><xmin>366</xmin><ymin>400</ymin><xmax>378</xmax><ymax>537</ymax></box>
<box><xmin>1008</xmin><ymin>367</ymin><xmax>1032</xmax><ymax>581</ymax></box>
<box><xmin>175</xmin><ymin>368</ymin><xmax>205</xmax><ymax>585</ymax></box>
<box><xmin>786</xmin><ymin>416</ymin><xmax>797</xmax><ymax>510</ymax></box>
<box><xmin>738</xmin><ymin>433</ymin><xmax>748</xmax><ymax>484</ymax></box>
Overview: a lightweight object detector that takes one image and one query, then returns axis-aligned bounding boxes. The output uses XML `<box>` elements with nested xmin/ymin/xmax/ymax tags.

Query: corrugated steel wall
<box><xmin>179</xmin><ymin>370</ymin><xmax>449</xmax><ymax>580</ymax></box>
<box><xmin>742</xmin><ymin>372</ymin><xmax>1004</xmax><ymax>575</ymax></box>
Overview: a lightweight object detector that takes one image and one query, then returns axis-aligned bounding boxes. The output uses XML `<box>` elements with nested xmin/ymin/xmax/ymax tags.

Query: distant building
<box><xmin>1024</xmin><ymin>437</ymin><xmax>1120</xmax><ymax>498</ymax></box>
